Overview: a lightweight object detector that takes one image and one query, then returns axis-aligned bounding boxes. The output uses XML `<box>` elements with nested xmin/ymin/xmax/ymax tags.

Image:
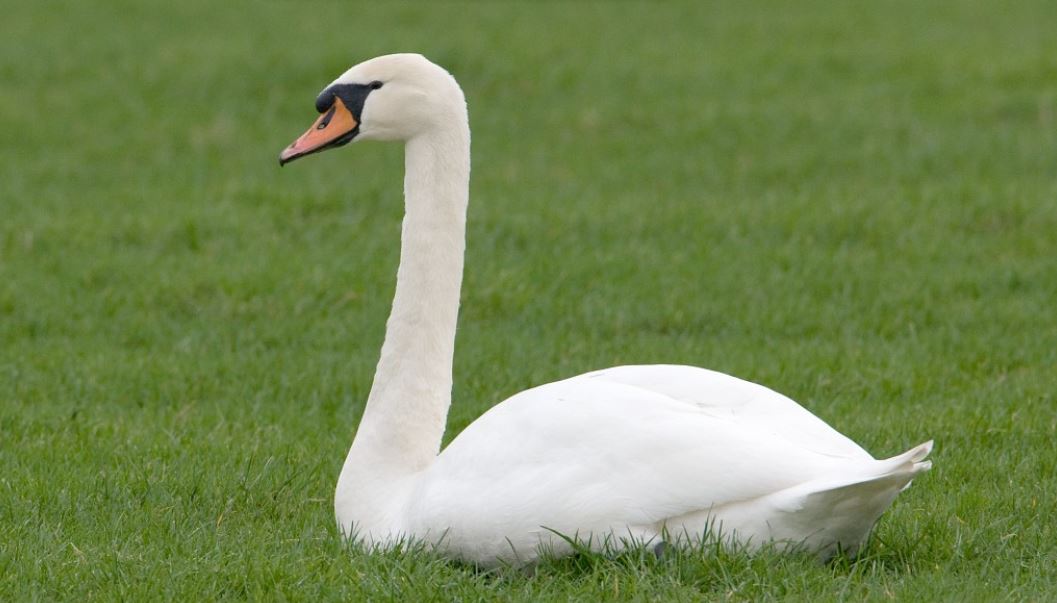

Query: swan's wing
<box><xmin>579</xmin><ymin>365</ymin><xmax>872</xmax><ymax>459</ymax></box>
<box><xmin>409</xmin><ymin>365</ymin><xmax>878</xmax><ymax>560</ymax></box>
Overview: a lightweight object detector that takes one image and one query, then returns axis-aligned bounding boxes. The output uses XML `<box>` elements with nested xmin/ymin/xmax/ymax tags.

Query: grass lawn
<box><xmin>3</xmin><ymin>0</ymin><xmax>1056</xmax><ymax>600</ymax></box>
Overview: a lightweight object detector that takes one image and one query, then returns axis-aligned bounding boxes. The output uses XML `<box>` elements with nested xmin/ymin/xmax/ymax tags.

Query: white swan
<box><xmin>279</xmin><ymin>53</ymin><xmax>932</xmax><ymax>566</ymax></box>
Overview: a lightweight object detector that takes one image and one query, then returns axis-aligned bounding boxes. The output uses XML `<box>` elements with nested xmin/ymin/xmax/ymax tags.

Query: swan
<box><xmin>278</xmin><ymin>53</ymin><xmax>932</xmax><ymax>566</ymax></box>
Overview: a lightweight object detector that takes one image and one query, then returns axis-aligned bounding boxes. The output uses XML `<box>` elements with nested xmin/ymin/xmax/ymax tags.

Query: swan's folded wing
<box><xmin>579</xmin><ymin>365</ymin><xmax>873</xmax><ymax>460</ymax></box>
<box><xmin>409</xmin><ymin>367</ymin><xmax>877</xmax><ymax>560</ymax></box>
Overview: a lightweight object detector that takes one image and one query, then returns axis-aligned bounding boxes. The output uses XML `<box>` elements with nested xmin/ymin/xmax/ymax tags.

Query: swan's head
<box><xmin>279</xmin><ymin>53</ymin><xmax>466</xmax><ymax>166</ymax></box>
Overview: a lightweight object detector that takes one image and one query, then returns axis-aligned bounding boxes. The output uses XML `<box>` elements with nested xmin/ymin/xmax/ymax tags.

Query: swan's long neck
<box><xmin>340</xmin><ymin>120</ymin><xmax>470</xmax><ymax>489</ymax></box>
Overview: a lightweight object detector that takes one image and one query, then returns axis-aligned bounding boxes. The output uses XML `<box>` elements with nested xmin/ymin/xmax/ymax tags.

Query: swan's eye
<box><xmin>316</xmin><ymin>105</ymin><xmax>337</xmax><ymax>130</ymax></box>
<box><xmin>369</xmin><ymin>80</ymin><xmax>384</xmax><ymax>90</ymax></box>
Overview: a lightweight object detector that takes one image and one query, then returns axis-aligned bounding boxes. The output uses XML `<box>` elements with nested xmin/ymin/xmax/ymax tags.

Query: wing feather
<box><xmin>409</xmin><ymin>365</ymin><xmax>879</xmax><ymax>560</ymax></box>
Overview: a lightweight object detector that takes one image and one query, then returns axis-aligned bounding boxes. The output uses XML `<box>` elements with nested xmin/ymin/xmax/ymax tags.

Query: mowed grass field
<box><xmin>3</xmin><ymin>1</ymin><xmax>1056</xmax><ymax>600</ymax></box>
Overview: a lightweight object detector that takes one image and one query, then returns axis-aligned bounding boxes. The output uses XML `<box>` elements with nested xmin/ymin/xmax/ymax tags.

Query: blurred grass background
<box><xmin>2</xmin><ymin>1</ymin><xmax>1056</xmax><ymax>600</ymax></box>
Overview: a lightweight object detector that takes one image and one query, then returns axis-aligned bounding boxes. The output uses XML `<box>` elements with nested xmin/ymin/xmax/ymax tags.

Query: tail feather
<box><xmin>884</xmin><ymin>439</ymin><xmax>933</xmax><ymax>469</ymax></box>
<box><xmin>669</xmin><ymin>441</ymin><xmax>934</xmax><ymax>559</ymax></box>
<box><xmin>787</xmin><ymin>440</ymin><xmax>934</xmax><ymax>556</ymax></box>
<box><xmin>881</xmin><ymin>439</ymin><xmax>932</xmax><ymax>489</ymax></box>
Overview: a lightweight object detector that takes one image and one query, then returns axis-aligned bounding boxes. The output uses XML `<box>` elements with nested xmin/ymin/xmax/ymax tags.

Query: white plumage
<box><xmin>279</xmin><ymin>53</ymin><xmax>932</xmax><ymax>566</ymax></box>
<box><xmin>411</xmin><ymin>365</ymin><xmax>931</xmax><ymax>562</ymax></box>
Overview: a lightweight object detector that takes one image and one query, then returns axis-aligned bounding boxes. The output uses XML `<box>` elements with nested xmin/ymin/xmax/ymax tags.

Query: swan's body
<box><xmin>279</xmin><ymin>53</ymin><xmax>932</xmax><ymax>566</ymax></box>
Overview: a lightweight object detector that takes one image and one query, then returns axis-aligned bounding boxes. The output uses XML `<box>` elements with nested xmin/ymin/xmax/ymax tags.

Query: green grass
<box><xmin>2</xmin><ymin>0</ymin><xmax>1056</xmax><ymax>600</ymax></box>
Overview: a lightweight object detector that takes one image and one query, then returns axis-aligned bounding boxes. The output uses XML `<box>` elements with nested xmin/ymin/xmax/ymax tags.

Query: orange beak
<box><xmin>279</xmin><ymin>96</ymin><xmax>359</xmax><ymax>166</ymax></box>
